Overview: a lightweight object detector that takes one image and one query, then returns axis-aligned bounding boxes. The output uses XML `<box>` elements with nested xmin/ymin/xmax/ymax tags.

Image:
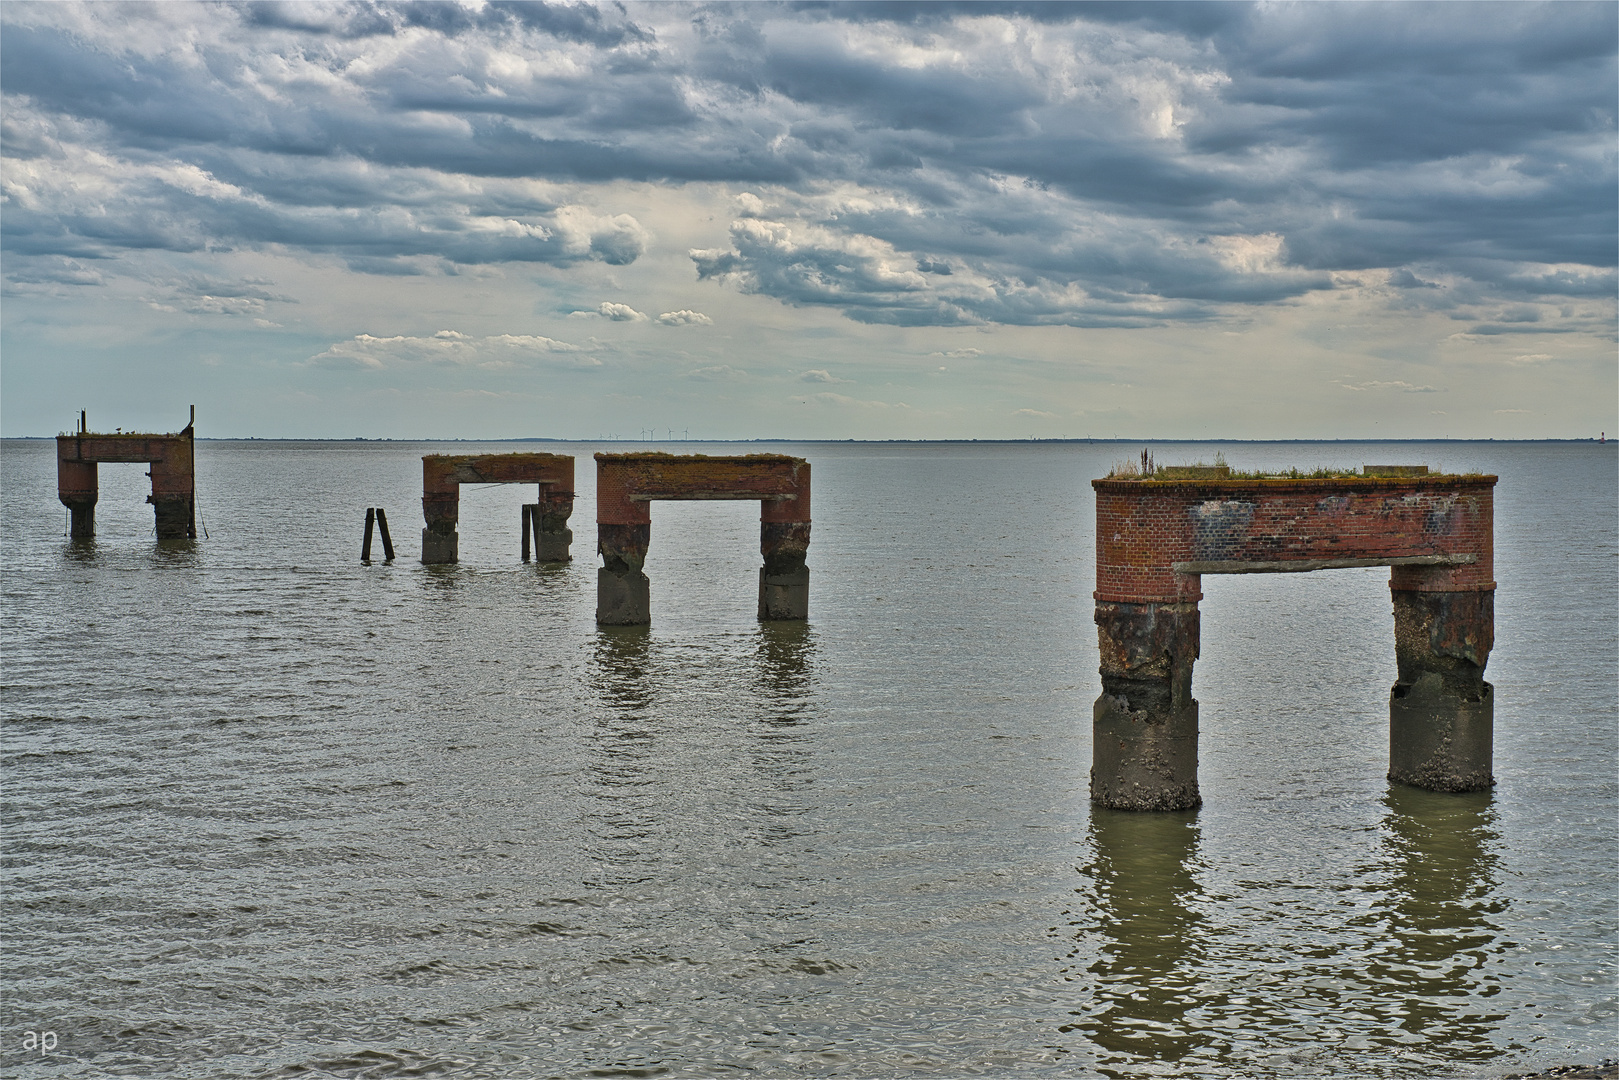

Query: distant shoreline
<box><xmin>3</xmin><ymin>436</ymin><xmax>1614</xmax><ymax>445</ymax></box>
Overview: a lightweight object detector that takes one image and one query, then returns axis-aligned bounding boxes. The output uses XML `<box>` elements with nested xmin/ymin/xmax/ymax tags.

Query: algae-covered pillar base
<box><xmin>759</xmin><ymin>515</ymin><xmax>810</xmax><ymax>621</ymax></box>
<box><xmin>1388</xmin><ymin>577</ymin><xmax>1495</xmax><ymax>792</ymax></box>
<box><xmin>1091</xmin><ymin>600</ymin><xmax>1202</xmax><ymax>811</ymax></box>
<box><xmin>421</xmin><ymin>523</ymin><xmax>458</xmax><ymax>565</ymax></box>
<box><xmin>597</xmin><ymin>523</ymin><xmax>651</xmax><ymax>625</ymax></box>
<box><xmin>535</xmin><ymin>489</ymin><xmax>575</xmax><ymax>562</ymax></box>
<box><xmin>151</xmin><ymin>497</ymin><xmax>195</xmax><ymax>540</ymax></box>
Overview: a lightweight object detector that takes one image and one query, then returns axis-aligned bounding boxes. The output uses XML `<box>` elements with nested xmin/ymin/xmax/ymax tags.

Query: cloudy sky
<box><xmin>2</xmin><ymin>1</ymin><xmax>1613</xmax><ymax>439</ymax></box>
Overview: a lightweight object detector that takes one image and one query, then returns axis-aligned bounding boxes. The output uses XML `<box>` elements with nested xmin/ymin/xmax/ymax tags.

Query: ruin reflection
<box><xmin>752</xmin><ymin>621</ymin><xmax>815</xmax><ymax>704</ymax></box>
<box><xmin>1069</xmin><ymin>808</ymin><xmax>1212</xmax><ymax>1072</ymax></box>
<box><xmin>1364</xmin><ymin>785</ymin><xmax>1506</xmax><ymax>1060</ymax></box>
<box><xmin>746</xmin><ymin>623</ymin><xmax>819</xmax><ymax>850</ymax></box>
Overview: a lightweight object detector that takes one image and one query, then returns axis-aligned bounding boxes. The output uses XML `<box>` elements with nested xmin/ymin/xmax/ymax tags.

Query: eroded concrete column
<box><xmin>421</xmin><ymin>494</ymin><xmax>458</xmax><ymax>564</ymax></box>
<box><xmin>148</xmin><ymin>441</ymin><xmax>196</xmax><ymax>539</ymax></box>
<box><xmin>1092</xmin><ymin>600</ymin><xmax>1201</xmax><ymax>811</ymax></box>
<box><xmin>759</xmin><ymin>481</ymin><xmax>810</xmax><ymax>620</ymax></box>
<box><xmin>597</xmin><ymin>522</ymin><xmax>650</xmax><ymax>624</ymax></box>
<box><xmin>1389</xmin><ymin>571</ymin><xmax>1494</xmax><ymax>792</ymax></box>
<box><xmin>535</xmin><ymin>487</ymin><xmax>574</xmax><ymax>562</ymax></box>
<box><xmin>58</xmin><ymin>458</ymin><xmax>98</xmax><ymax>538</ymax></box>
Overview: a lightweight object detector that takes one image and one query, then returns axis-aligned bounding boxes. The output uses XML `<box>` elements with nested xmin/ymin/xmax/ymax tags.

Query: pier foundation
<box><xmin>1388</xmin><ymin>580</ymin><xmax>1495</xmax><ymax>791</ymax></box>
<box><xmin>1091</xmin><ymin>467</ymin><xmax>1496</xmax><ymax>807</ymax></box>
<box><xmin>1091</xmin><ymin>601</ymin><xmax>1201</xmax><ymax>810</ymax></box>
<box><xmin>56</xmin><ymin>411</ymin><xmax>195</xmax><ymax>539</ymax></box>
<box><xmin>596</xmin><ymin>523</ymin><xmax>651</xmax><ymax>625</ymax></box>
<box><xmin>420</xmin><ymin>453</ymin><xmax>573</xmax><ymax>566</ymax></box>
<box><xmin>596</xmin><ymin>453</ymin><xmax>811</xmax><ymax>625</ymax></box>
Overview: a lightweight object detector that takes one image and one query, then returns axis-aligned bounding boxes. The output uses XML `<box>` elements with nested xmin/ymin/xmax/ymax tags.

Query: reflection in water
<box><xmin>63</xmin><ymin>537</ymin><xmax>99</xmax><ymax>562</ymax></box>
<box><xmin>747</xmin><ymin>623</ymin><xmax>818</xmax><ymax>849</ymax></box>
<box><xmin>1068</xmin><ymin>808</ymin><xmax>1211</xmax><ymax>1073</ymax></box>
<box><xmin>582</xmin><ymin>628</ymin><xmax>658</xmax><ymax>889</ymax></box>
<box><xmin>1365</xmin><ymin>786</ymin><xmax>1507</xmax><ymax>1062</ymax></box>
<box><xmin>590</xmin><ymin>626</ymin><xmax>654</xmax><ymax>717</ymax></box>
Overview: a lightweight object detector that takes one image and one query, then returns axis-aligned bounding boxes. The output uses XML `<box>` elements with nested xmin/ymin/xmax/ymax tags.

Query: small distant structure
<box><xmin>57</xmin><ymin>409</ymin><xmax>196</xmax><ymax>539</ymax></box>
<box><xmin>595</xmin><ymin>452</ymin><xmax>811</xmax><ymax>624</ymax></box>
<box><xmin>1091</xmin><ymin>463</ymin><xmax>1496</xmax><ymax>810</ymax></box>
<box><xmin>421</xmin><ymin>453</ymin><xmax>574</xmax><ymax>564</ymax></box>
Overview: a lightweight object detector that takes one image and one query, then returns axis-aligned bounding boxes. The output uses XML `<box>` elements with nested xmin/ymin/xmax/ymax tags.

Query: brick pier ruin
<box><xmin>56</xmin><ymin>411</ymin><xmax>196</xmax><ymax>539</ymax></box>
<box><xmin>595</xmin><ymin>453</ymin><xmax>811</xmax><ymax>624</ymax></box>
<box><xmin>1092</xmin><ymin>466</ymin><xmax>1497</xmax><ymax>810</ymax></box>
<box><xmin>421</xmin><ymin>453</ymin><xmax>574</xmax><ymax>564</ymax></box>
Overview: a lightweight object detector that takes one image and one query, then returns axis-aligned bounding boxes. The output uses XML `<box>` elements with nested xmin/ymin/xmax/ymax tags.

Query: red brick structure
<box><xmin>421</xmin><ymin>453</ymin><xmax>574</xmax><ymax>564</ymax></box>
<box><xmin>57</xmin><ymin>411</ymin><xmax>196</xmax><ymax>539</ymax></box>
<box><xmin>595</xmin><ymin>453</ymin><xmax>811</xmax><ymax>624</ymax></box>
<box><xmin>1091</xmin><ymin>468</ymin><xmax>1497</xmax><ymax>809</ymax></box>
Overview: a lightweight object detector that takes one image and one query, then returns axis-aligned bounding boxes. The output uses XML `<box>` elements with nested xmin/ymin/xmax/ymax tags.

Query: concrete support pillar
<box><xmin>59</xmin><ymin>458</ymin><xmax>98</xmax><ymax>538</ymax></box>
<box><xmin>1388</xmin><ymin>578</ymin><xmax>1494</xmax><ymax>792</ymax></box>
<box><xmin>149</xmin><ymin>497</ymin><xmax>195</xmax><ymax>539</ymax></box>
<box><xmin>148</xmin><ymin>442</ymin><xmax>196</xmax><ymax>539</ymax></box>
<box><xmin>535</xmin><ymin>488</ymin><xmax>574</xmax><ymax>562</ymax></box>
<box><xmin>597</xmin><ymin>523</ymin><xmax>650</xmax><ymax>624</ymax></box>
<box><xmin>759</xmin><ymin>520</ymin><xmax>810</xmax><ymax>620</ymax></box>
<box><xmin>1092</xmin><ymin>600</ymin><xmax>1201</xmax><ymax>811</ymax></box>
<box><xmin>421</xmin><ymin>495</ymin><xmax>458</xmax><ymax>564</ymax></box>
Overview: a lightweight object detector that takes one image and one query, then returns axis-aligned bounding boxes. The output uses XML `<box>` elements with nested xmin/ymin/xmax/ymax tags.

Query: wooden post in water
<box><xmin>521</xmin><ymin>504</ymin><xmax>532</xmax><ymax>562</ymax></box>
<box><xmin>376</xmin><ymin>508</ymin><xmax>395</xmax><ymax>561</ymax></box>
<box><xmin>529</xmin><ymin>503</ymin><xmax>543</xmax><ymax>561</ymax></box>
<box><xmin>362</xmin><ymin>508</ymin><xmax>376</xmax><ymax>562</ymax></box>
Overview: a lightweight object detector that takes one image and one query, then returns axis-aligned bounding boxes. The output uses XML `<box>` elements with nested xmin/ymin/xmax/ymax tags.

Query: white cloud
<box><xmin>1337</xmin><ymin>380</ymin><xmax>1441</xmax><ymax>393</ymax></box>
<box><xmin>799</xmin><ymin>369</ymin><xmax>850</xmax><ymax>384</ymax></box>
<box><xmin>571</xmin><ymin>302</ymin><xmax>647</xmax><ymax>322</ymax></box>
<box><xmin>307</xmin><ymin>331</ymin><xmax>594</xmax><ymax>370</ymax></box>
<box><xmin>811</xmin><ymin>392</ymin><xmax>910</xmax><ymax>409</ymax></box>
<box><xmin>657</xmin><ymin>309</ymin><xmax>713</xmax><ymax>326</ymax></box>
<box><xmin>680</xmin><ymin>364</ymin><xmax>747</xmax><ymax>381</ymax></box>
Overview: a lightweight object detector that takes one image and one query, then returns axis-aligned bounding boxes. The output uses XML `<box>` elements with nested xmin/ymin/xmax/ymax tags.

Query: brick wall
<box><xmin>595</xmin><ymin>453</ymin><xmax>810</xmax><ymax>525</ymax></box>
<box><xmin>1093</xmin><ymin>476</ymin><xmax>1496</xmax><ymax>604</ymax></box>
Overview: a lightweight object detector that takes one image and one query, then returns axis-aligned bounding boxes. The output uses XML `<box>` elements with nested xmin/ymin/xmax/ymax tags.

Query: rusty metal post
<box><xmin>1091</xmin><ymin>600</ymin><xmax>1202</xmax><ymax>811</ymax></box>
<box><xmin>521</xmin><ymin>504</ymin><xmax>533</xmax><ymax>562</ymax></box>
<box><xmin>1388</xmin><ymin>569</ymin><xmax>1495</xmax><ymax>791</ymax></box>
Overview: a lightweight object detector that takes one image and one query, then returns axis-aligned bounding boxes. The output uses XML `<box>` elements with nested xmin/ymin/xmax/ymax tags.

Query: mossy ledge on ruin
<box><xmin>1103</xmin><ymin>462</ymin><xmax>1489</xmax><ymax>481</ymax></box>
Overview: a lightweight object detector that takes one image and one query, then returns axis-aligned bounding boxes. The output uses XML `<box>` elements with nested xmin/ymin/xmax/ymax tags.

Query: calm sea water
<box><xmin>2</xmin><ymin>438</ymin><xmax>1615</xmax><ymax>1079</ymax></box>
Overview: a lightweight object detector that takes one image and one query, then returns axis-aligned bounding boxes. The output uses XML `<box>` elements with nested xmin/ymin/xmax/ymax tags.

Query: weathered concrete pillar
<box><xmin>148</xmin><ymin>437</ymin><xmax>196</xmax><ymax>539</ymax></box>
<box><xmin>597</xmin><ymin>522</ymin><xmax>650</xmax><ymax>625</ymax></box>
<box><xmin>149</xmin><ymin>497</ymin><xmax>195</xmax><ymax>539</ymax></box>
<box><xmin>58</xmin><ymin>458</ymin><xmax>98</xmax><ymax>538</ymax></box>
<box><xmin>759</xmin><ymin>491</ymin><xmax>810</xmax><ymax>621</ymax></box>
<box><xmin>535</xmin><ymin>487</ymin><xmax>574</xmax><ymax>562</ymax></box>
<box><xmin>1389</xmin><ymin>572</ymin><xmax>1494</xmax><ymax>791</ymax></box>
<box><xmin>421</xmin><ymin>494</ymin><xmax>458</xmax><ymax>564</ymax></box>
<box><xmin>1092</xmin><ymin>600</ymin><xmax>1201</xmax><ymax>811</ymax></box>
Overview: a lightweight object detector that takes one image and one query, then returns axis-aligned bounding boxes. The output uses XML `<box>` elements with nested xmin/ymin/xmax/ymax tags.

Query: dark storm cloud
<box><xmin>1</xmin><ymin>1</ymin><xmax>1611</xmax><ymax>327</ymax></box>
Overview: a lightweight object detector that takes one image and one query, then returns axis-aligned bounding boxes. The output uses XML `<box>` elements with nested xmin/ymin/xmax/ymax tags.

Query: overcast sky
<box><xmin>2</xmin><ymin>1</ymin><xmax>1613</xmax><ymax>439</ymax></box>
